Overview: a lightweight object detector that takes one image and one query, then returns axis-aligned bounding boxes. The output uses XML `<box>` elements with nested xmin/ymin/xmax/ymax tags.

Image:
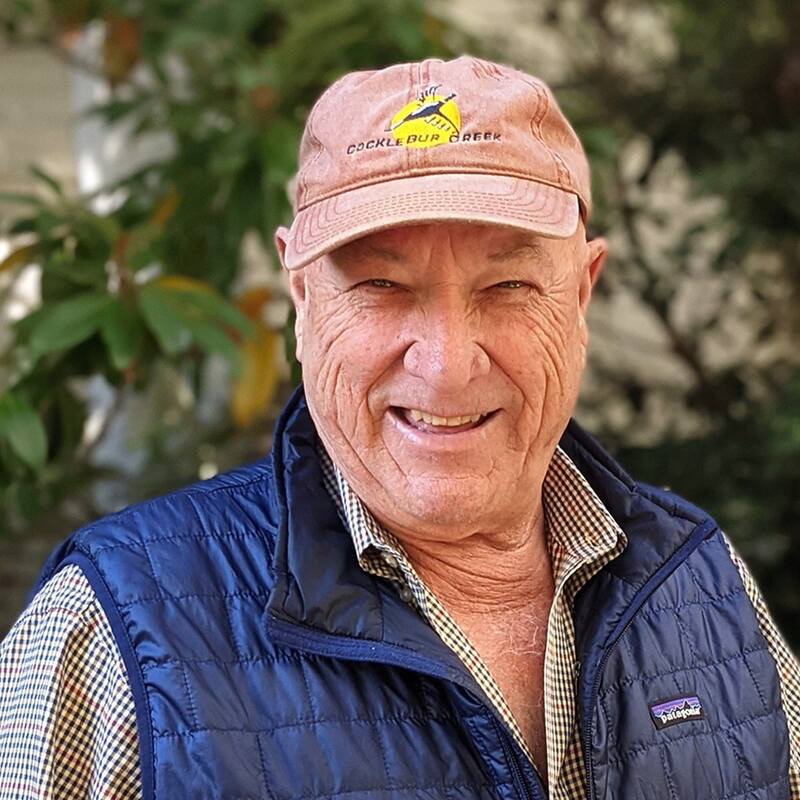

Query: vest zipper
<box><xmin>580</xmin><ymin>518</ymin><xmax>715</xmax><ymax>800</ymax></box>
<box><xmin>267</xmin><ymin>611</ymin><xmax>548</xmax><ymax>799</ymax></box>
<box><xmin>581</xmin><ymin>611</ymin><xmax>637</xmax><ymax>800</ymax></box>
<box><xmin>492</xmin><ymin>716</ymin><xmax>539</xmax><ymax>800</ymax></box>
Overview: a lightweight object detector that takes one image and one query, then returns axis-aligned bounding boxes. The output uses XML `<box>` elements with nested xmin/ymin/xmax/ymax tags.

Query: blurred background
<box><xmin>0</xmin><ymin>0</ymin><xmax>798</xmax><ymax>645</ymax></box>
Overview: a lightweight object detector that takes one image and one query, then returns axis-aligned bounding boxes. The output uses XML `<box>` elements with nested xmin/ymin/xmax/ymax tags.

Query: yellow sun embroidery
<box><xmin>387</xmin><ymin>85</ymin><xmax>461</xmax><ymax>149</ymax></box>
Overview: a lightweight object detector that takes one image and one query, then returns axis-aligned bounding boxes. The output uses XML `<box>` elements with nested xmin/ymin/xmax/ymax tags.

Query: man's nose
<box><xmin>402</xmin><ymin>294</ymin><xmax>491</xmax><ymax>394</ymax></box>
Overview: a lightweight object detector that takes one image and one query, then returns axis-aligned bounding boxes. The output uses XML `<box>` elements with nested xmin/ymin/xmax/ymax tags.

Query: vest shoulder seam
<box><xmin>120</xmin><ymin>587</ymin><xmax>270</xmax><ymax>609</ymax></box>
<box><xmin>152</xmin><ymin>708</ymin><xmax>467</xmax><ymax>736</ymax></box>
<box><xmin>88</xmin><ymin>525</ymin><xmax>272</xmax><ymax>556</ymax></box>
<box><xmin>187</xmin><ymin>468</ymin><xmax>273</xmax><ymax>497</ymax></box>
<box><xmin>139</xmin><ymin>648</ymin><xmax>367</xmax><ymax>673</ymax></box>
<box><xmin>632</xmin><ymin>480</ymin><xmax>708</xmax><ymax>526</ymax></box>
<box><xmin>636</xmin><ymin>580</ymin><xmax>745</xmax><ymax>617</ymax></box>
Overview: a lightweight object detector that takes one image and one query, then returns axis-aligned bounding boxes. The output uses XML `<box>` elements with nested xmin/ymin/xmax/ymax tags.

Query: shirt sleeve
<box><xmin>723</xmin><ymin>534</ymin><xmax>800</xmax><ymax>799</ymax></box>
<box><xmin>0</xmin><ymin>563</ymin><xmax>142</xmax><ymax>800</ymax></box>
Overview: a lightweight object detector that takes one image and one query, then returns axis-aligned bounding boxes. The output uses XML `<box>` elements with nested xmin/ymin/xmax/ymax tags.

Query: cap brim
<box><xmin>284</xmin><ymin>172</ymin><xmax>579</xmax><ymax>270</ymax></box>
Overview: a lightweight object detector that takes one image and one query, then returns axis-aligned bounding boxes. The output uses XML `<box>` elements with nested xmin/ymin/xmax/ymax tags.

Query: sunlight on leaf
<box><xmin>0</xmin><ymin>244</ymin><xmax>38</xmax><ymax>274</ymax></box>
<box><xmin>231</xmin><ymin>287</ymin><xmax>280</xmax><ymax>427</ymax></box>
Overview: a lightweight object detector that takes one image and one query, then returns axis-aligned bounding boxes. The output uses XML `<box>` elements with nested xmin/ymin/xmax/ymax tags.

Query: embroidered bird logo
<box><xmin>386</xmin><ymin>85</ymin><xmax>461</xmax><ymax>148</ymax></box>
<box><xmin>388</xmin><ymin>85</ymin><xmax>460</xmax><ymax>134</ymax></box>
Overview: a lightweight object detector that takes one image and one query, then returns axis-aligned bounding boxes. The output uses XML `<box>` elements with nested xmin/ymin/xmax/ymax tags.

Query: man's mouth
<box><xmin>390</xmin><ymin>406</ymin><xmax>495</xmax><ymax>434</ymax></box>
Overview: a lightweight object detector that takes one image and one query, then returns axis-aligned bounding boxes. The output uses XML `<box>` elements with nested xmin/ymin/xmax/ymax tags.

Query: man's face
<box><xmin>278</xmin><ymin>222</ymin><xmax>606</xmax><ymax>540</ymax></box>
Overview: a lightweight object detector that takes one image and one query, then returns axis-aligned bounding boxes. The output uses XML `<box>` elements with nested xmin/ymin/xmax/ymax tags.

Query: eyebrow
<box><xmin>332</xmin><ymin>242</ymin><xmax>407</xmax><ymax>266</ymax></box>
<box><xmin>361</xmin><ymin>244</ymin><xmax>407</xmax><ymax>263</ymax></box>
<box><xmin>488</xmin><ymin>241</ymin><xmax>549</xmax><ymax>262</ymax></box>
<box><xmin>334</xmin><ymin>237</ymin><xmax>554</xmax><ymax>266</ymax></box>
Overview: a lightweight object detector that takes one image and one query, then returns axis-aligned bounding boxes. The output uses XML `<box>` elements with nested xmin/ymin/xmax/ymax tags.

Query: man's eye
<box><xmin>364</xmin><ymin>279</ymin><xmax>396</xmax><ymax>289</ymax></box>
<box><xmin>494</xmin><ymin>280</ymin><xmax>528</xmax><ymax>289</ymax></box>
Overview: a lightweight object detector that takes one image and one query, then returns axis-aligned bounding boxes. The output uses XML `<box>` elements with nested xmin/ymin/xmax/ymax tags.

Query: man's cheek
<box><xmin>310</xmin><ymin>301</ymin><xmax>356</xmax><ymax>356</ymax></box>
<box><xmin>526</xmin><ymin>302</ymin><xmax>580</xmax><ymax>375</ymax></box>
<box><xmin>306</xmin><ymin>333</ymin><xmax>378</xmax><ymax>422</ymax></box>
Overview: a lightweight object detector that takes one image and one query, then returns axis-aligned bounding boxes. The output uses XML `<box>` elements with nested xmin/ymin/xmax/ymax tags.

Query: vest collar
<box><xmin>265</xmin><ymin>384</ymin><xmax>476</xmax><ymax>682</ymax></box>
<box><xmin>263</xmin><ymin>385</ymin><xmax>659</xmax><ymax>647</ymax></box>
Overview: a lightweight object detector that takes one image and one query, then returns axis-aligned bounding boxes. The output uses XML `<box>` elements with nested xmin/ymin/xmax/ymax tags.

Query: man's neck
<box><xmin>389</xmin><ymin>501</ymin><xmax>554</xmax><ymax>618</ymax></box>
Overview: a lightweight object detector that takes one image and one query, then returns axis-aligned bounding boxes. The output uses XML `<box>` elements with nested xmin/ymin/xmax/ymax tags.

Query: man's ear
<box><xmin>274</xmin><ymin>225</ymin><xmax>306</xmax><ymax>363</ymax></box>
<box><xmin>578</xmin><ymin>235</ymin><xmax>607</xmax><ymax>314</ymax></box>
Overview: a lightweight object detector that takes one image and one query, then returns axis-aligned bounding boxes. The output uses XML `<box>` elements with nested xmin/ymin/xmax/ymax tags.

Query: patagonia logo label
<box><xmin>649</xmin><ymin>695</ymin><xmax>705</xmax><ymax>730</ymax></box>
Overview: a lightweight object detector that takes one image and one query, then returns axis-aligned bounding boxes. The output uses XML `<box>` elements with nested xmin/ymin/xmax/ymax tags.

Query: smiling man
<box><xmin>2</xmin><ymin>56</ymin><xmax>799</xmax><ymax>800</ymax></box>
<box><xmin>273</xmin><ymin>220</ymin><xmax>601</xmax><ymax>784</ymax></box>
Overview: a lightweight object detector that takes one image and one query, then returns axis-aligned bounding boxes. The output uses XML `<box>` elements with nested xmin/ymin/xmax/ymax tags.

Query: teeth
<box><xmin>407</xmin><ymin>409</ymin><xmax>485</xmax><ymax>427</ymax></box>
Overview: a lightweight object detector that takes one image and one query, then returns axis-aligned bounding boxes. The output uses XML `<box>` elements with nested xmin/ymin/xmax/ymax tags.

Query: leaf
<box><xmin>138</xmin><ymin>279</ymin><xmax>252</xmax><ymax>368</ymax></box>
<box><xmin>8</xmin><ymin>218</ymin><xmax>37</xmax><ymax>235</ymax></box>
<box><xmin>83</xmin><ymin>96</ymin><xmax>140</xmax><ymax>124</ymax></box>
<box><xmin>0</xmin><ymin>191</ymin><xmax>45</xmax><ymax>207</ymax></box>
<box><xmin>150</xmin><ymin>189</ymin><xmax>179</xmax><ymax>228</ymax></box>
<box><xmin>0</xmin><ymin>243</ymin><xmax>38</xmax><ymax>274</ymax></box>
<box><xmin>155</xmin><ymin>274</ymin><xmax>214</xmax><ymax>293</ymax></box>
<box><xmin>53</xmin><ymin>385</ymin><xmax>88</xmax><ymax>459</ymax></box>
<box><xmin>173</xmin><ymin>289</ymin><xmax>253</xmax><ymax>337</ymax></box>
<box><xmin>12</xmin><ymin>480</ymin><xmax>42</xmax><ymax>522</ymax></box>
<box><xmin>231</xmin><ymin>324</ymin><xmax>279</xmax><ymax>427</ymax></box>
<box><xmin>185</xmin><ymin>318</ymin><xmax>242</xmax><ymax>371</ymax></box>
<box><xmin>100</xmin><ymin>301</ymin><xmax>144</xmax><ymax>370</ymax></box>
<box><xmin>34</xmin><ymin>209</ymin><xmax>68</xmax><ymax>240</ymax></box>
<box><xmin>103</xmin><ymin>15</ymin><xmax>141</xmax><ymax>87</ymax></box>
<box><xmin>29</xmin><ymin>164</ymin><xmax>65</xmax><ymax>198</ymax></box>
<box><xmin>154</xmin><ymin>277</ymin><xmax>253</xmax><ymax>336</ymax></box>
<box><xmin>121</xmin><ymin>222</ymin><xmax>162</xmax><ymax>271</ymax></box>
<box><xmin>0</xmin><ymin>391</ymin><xmax>48</xmax><ymax>471</ymax></box>
<box><xmin>230</xmin><ymin>288</ymin><xmax>279</xmax><ymax>425</ymax></box>
<box><xmin>138</xmin><ymin>283</ymin><xmax>192</xmax><ymax>355</ymax></box>
<box><xmin>27</xmin><ymin>292</ymin><xmax>114</xmax><ymax>358</ymax></box>
<box><xmin>70</xmin><ymin>204</ymin><xmax>122</xmax><ymax>246</ymax></box>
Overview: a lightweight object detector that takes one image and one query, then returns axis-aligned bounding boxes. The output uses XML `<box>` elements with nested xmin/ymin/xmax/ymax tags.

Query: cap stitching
<box><xmin>405</xmin><ymin>62</ymin><xmax>419</xmax><ymax>174</ymax></box>
<box><xmin>293</xmin><ymin>185</ymin><xmax>570</xmax><ymax>250</ymax></box>
<box><xmin>296</xmin><ymin>70</ymin><xmax>359</xmax><ymax>209</ymax></box>
<box><xmin>415</xmin><ymin>60</ymin><xmax>431</xmax><ymax>172</ymax></box>
<box><xmin>297</xmin><ymin>167</ymin><xmax>573</xmax><ymax>212</ymax></box>
<box><xmin>288</xmin><ymin>195</ymin><xmax>572</xmax><ymax>265</ymax></box>
<box><xmin>297</xmin><ymin>102</ymin><xmax>325</xmax><ymax>209</ymax></box>
<box><xmin>521</xmin><ymin>76</ymin><xmax>574</xmax><ymax>194</ymax></box>
<box><xmin>301</xmin><ymin>190</ymin><xmax>550</xmax><ymax>234</ymax></box>
<box><xmin>303</xmin><ymin>201</ymin><xmax>565</xmax><ymax>244</ymax></box>
<box><xmin>469</xmin><ymin>58</ymin><xmax>506</xmax><ymax>81</ymax></box>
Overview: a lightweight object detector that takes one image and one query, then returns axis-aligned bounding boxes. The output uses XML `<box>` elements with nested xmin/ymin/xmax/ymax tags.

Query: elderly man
<box><xmin>1</xmin><ymin>56</ymin><xmax>798</xmax><ymax>800</ymax></box>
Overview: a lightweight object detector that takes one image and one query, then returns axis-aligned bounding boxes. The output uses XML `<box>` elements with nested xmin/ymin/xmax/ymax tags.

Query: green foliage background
<box><xmin>0</xmin><ymin>0</ymin><xmax>798</xmax><ymax>645</ymax></box>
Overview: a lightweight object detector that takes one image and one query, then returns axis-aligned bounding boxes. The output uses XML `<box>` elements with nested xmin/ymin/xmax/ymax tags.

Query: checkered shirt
<box><xmin>0</xmin><ymin>562</ymin><xmax>140</xmax><ymax>799</ymax></box>
<box><xmin>1</xmin><ymin>447</ymin><xmax>799</xmax><ymax>799</ymax></box>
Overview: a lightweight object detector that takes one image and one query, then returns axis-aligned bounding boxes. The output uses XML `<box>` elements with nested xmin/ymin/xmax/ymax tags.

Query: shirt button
<box><xmin>399</xmin><ymin>586</ymin><xmax>413</xmax><ymax>603</ymax></box>
<box><xmin>383</xmin><ymin>554</ymin><xmax>399</xmax><ymax>569</ymax></box>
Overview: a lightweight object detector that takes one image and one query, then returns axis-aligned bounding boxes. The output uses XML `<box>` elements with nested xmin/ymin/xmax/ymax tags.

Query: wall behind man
<box><xmin>1</xmin><ymin>0</ymin><xmax>798</xmax><ymax>644</ymax></box>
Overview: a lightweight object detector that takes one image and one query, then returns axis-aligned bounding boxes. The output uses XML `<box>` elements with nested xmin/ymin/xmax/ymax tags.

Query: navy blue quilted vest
<box><xmin>34</xmin><ymin>385</ymin><xmax>790</xmax><ymax>799</ymax></box>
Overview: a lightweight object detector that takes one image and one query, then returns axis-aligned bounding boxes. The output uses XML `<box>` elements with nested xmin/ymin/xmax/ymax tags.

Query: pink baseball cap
<box><xmin>283</xmin><ymin>55</ymin><xmax>591</xmax><ymax>270</ymax></box>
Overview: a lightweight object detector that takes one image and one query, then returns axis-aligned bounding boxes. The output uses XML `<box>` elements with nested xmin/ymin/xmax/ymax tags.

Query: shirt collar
<box><xmin>316</xmin><ymin>441</ymin><xmax>627</xmax><ymax>591</ymax></box>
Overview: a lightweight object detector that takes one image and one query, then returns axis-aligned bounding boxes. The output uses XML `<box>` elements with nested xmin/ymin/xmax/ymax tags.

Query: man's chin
<box><xmin>379</xmin><ymin>477</ymin><xmax>504</xmax><ymax>534</ymax></box>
